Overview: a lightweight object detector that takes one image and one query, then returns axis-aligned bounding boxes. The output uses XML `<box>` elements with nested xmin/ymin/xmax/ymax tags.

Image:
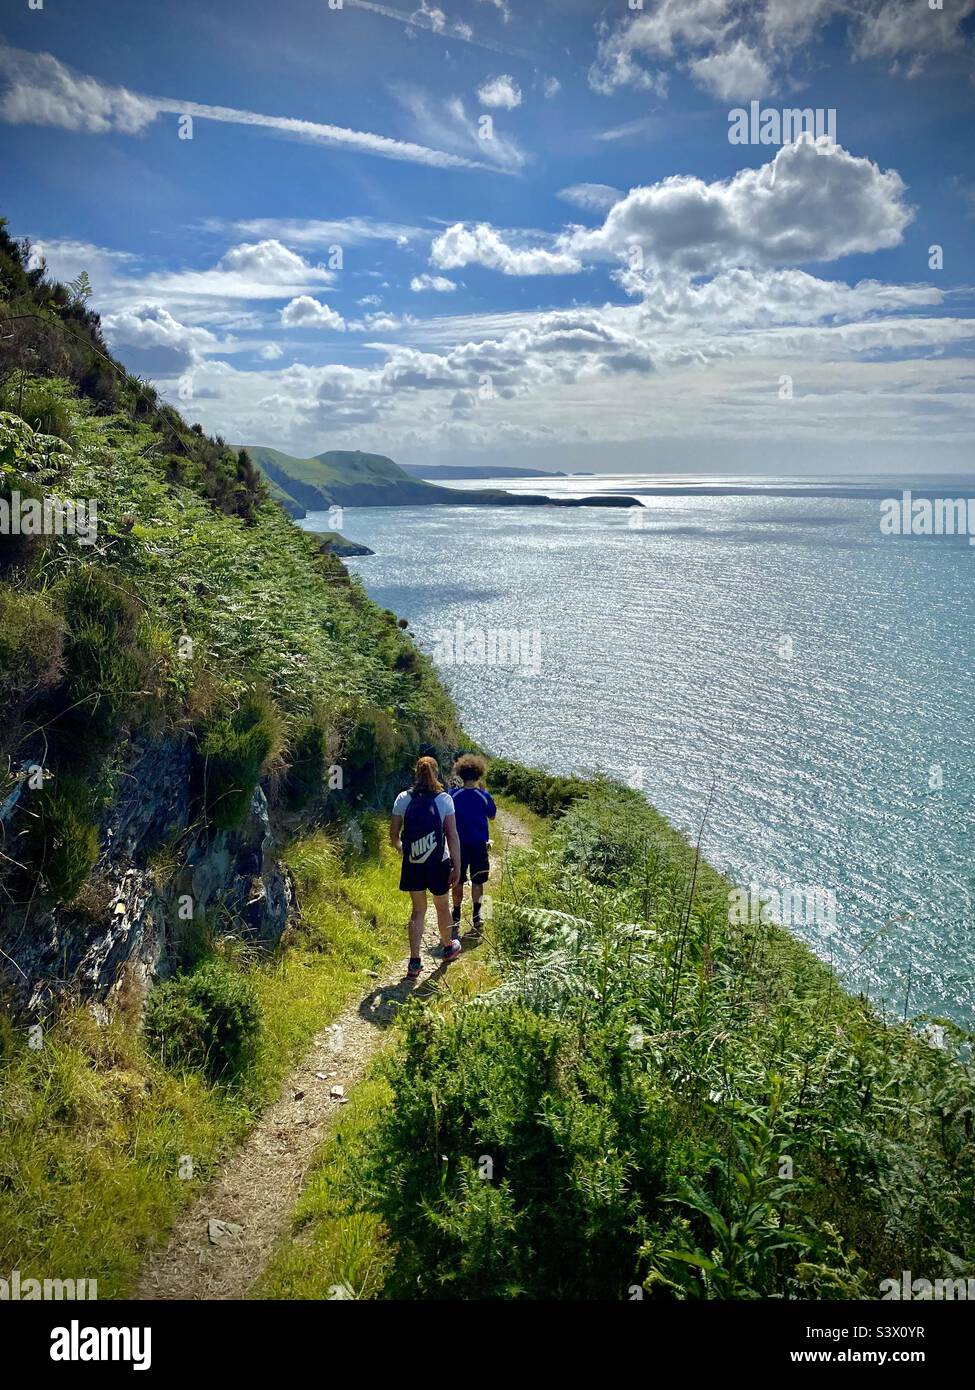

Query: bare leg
<box><xmin>432</xmin><ymin>892</ymin><xmax>454</xmax><ymax>946</ymax></box>
<box><xmin>408</xmin><ymin>890</ymin><xmax>427</xmax><ymax>958</ymax></box>
<box><xmin>451</xmin><ymin>879</ymin><xmax>464</xmax><ymax>910</ymax></box>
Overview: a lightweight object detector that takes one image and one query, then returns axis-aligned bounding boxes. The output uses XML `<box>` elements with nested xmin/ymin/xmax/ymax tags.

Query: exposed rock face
<box><xmin>2</xmin><ymin>737</ymin><xmax>295</xmax><ymax>1018</ymax></box>
<box><xmin>310</xmin><ymin>532</ymin><xmax>374</xmax><ymax>557</ymax></box>
<box><xmin>101</xmin><ymin>737</ymin><xmax>192</xmax><ymax>862</ymax></box>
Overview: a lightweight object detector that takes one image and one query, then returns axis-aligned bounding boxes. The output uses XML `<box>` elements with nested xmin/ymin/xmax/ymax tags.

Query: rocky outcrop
<box><xmin>2</xmin><ymin>736</ymin><xmax>296</xmax><ymax>1019</ymax></box>
<box><xmin>311</xmin><ymin>532</ymin><xmax>374</xmax><ymax>557</ymax></box>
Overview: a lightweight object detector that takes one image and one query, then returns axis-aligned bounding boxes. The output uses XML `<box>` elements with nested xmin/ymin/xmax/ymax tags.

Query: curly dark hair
<box><xmin>453</xmin><ymin>753</ymin><xmax>487</xmax><ymax>783</ymax></box>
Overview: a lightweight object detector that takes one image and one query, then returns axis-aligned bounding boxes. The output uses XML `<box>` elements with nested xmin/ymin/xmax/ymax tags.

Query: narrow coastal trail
<box><xmin>136</xmin><ymin>806</ymin><xmax>530</xmax><ymax>1302</ymax></box>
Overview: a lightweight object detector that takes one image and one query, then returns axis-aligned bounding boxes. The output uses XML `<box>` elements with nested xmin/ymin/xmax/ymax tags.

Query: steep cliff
<box><xmin>0</xmin><ymin>223</ymin><xmax>461</xmax><ymax>1019</ymax></box>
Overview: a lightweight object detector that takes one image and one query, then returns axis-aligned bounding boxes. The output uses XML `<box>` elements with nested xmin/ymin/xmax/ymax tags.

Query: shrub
<box><xmin>45</xmin><ymin>566</ymin><xmax>149</xmax><ymax>758</ymax></box>
<box><xmin>284</xmin><ymin>709</ymin><xmax>331</xmax><ymax>809</ymax></box>
<box><xmin>0</xmin><ymin>375</ymin><xmax>79</xmax><ymax>443</ymax></box>
<box><xmin>342</xmin><ymin>704</ymin><xmax>403</xmax><ymax>799</ymax></box>
<box><xmin>18</xmin><ymin>773</ymin><xmax>100</xmax><ymax>902</ymax></box>
<box><xmin>369</xmin><ymin>1004</ymin><xmax>675</xmax><ymax>1299</ymax></box>
<box><xmin>0</xmin><ymin>586</ymin><xmax>65</xmax><ymax>700</ymax></box>
<box><xmin>142</xmin><ymin>958</ymin><xmax>261</xmax><ymax>1079</ymax></box>
<box><xmin>198</xmin><ymin>689</ymin><xmax>282</xmax><ymax>829</ymax></box>
<box><xmin>487</xmin><ymin>757</ymin><xmax>592</xmax><ymax>818</ymax></box>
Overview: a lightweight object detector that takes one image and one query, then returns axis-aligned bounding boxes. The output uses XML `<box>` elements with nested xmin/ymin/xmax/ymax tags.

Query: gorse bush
<box><xmin>143</xmin><ymin>958</ymin><xmax>262</xmax><ymax>1079</ymax></box>
<box><xmin>487</xmin><ymin>757</ymin><xmax>593</xmax><ymax>817</ymax></box>
<box><xmin>370</xmin><ymin>1004</ymin><xmax>678</xmax><ymax>1299</ymax></box>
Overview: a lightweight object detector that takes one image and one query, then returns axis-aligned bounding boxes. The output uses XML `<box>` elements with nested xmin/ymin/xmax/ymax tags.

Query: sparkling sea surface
<box><xmin>302</xmin><ymin>475</ymin><xmax>975</xmax><ymax>1026</ymax></box>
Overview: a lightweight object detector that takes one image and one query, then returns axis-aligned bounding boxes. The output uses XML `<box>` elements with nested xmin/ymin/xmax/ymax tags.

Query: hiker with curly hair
<box><xmin>389</xmin><ymin>755</ymin><xmax>462</xmax><ymax>978</ymax></box>
<box><xmin>449</xmin><ymin>753</ymin><xmax>496</xmax><ymax>936</ymax></box>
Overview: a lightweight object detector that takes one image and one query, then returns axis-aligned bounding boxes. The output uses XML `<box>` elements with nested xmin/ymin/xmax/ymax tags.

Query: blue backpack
<box><xmin>403</xmin><ymin>792</ymin><xmax>444</xmax><ymax>865</ymax></box>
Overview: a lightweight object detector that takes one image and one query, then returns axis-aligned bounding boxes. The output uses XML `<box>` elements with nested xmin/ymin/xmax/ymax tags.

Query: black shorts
<box><xmin>459</xmin><ymin>841</ymin><xmax>490</xmax><ymax>885</ymax></box>
<box><xmin>399</xmin><ymin>855</ymin><xmax>452</xmax><ymax>896</ymax></box>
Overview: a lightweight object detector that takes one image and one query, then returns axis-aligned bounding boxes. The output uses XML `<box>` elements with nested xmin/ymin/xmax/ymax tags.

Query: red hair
<box><xmin>411</xmin><ymin>755</ymin><xmax>443</xmax><ymax>796</ymax></box>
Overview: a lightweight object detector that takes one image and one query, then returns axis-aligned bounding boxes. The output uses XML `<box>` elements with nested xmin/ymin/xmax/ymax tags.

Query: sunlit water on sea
<box><xmin>302</xmin><ymin>477</ymin><xmax>975</xmax><ymax>1027</ymax></box>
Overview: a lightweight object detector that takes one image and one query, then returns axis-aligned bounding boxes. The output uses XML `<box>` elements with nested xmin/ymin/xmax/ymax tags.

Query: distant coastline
<box><xmin>241</xmin><ymin>444</ymin><xmax>640</xmax><ymax>517</ymax></box>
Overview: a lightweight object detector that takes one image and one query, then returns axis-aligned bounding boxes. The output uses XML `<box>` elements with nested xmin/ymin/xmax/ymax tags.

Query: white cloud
<box><xmin>393</xmin><ymin>84</ymin><xmax>526</xmax><ymax>171</ymax></box>
<box><xmin>102</xmin><ymin>303</ymin><xmax>218</xmax><ymax>352</ymax></box>
<box><xmin>159</xmin><ymin>284</ymin><xmax>975</xmax><ymax>464</ymax></box>
<box><xmin>412</xmin><ymin>1</ymin><xmax>446</xmax><ymax>33</ymax></box>
<box><xmin>141</xmin><ymin>240</ymin><xmax>336</xmax><ymax>311</ymax></box>
<box><xmin>0</xmin><ymin>42</ymin><xmax>502</xmax><ymax>172</ymax></box>
<box><xmin>0</xmin><ymin>44</ymin><xmax>157</xmax><ymax>133</ymax></box>
<box><xmin>101</xmin><ymin>303</ymin><xmax>221</xmax><ymax>374</ymax></box>
<box><xmin>476</xmin><ymin>74</ymin><xmax>522</xmax><ymax>109</ymax></box>
<box><xmin>260</xmin><ymin>343</ymin><xmax>284</xmax><ymax>360</ymax></box>
<box><xmin>762</xmin><ymin>0</ymin><xmax>840</xmax><ymax>51</ymax></box>
<box><xmin>348</xmin><ymin>311</ymin><xmax>417</xmax><ymax>333</ymax></box>
<box><xmin>630</xmin><ymin>267</ymin><xmax>943</xmax><ymax>331</ymax></box>
<box><xmin>430</xmin><ymin>222</ymin><xmax>582</xmax><ymax>276</ymax></box>
<box><xmin>211</xmin><ymin>216</ymin><xmax>426</xmax><ymax>248</ymax></box>
<box><xmin>280</xmin><ymin>297</ymin><xmax>346</xmax><ymax>330</ymax></box>
<box><xmin>590</xmin><ymin>0</ymin><xmax>975</xmax><ymax>99</ymax></box>
<box><xmin>429</xmin><ymin>142</ymin><xmax>911</xmax><ymax>285</ymax></box>
<box><xmin>542</xmin><ymin>76</ymin><xmax>561</xmax><ymax>98</ymax></box>
<box><xmin>218</xmin><ymin>240</ymin><xmax>325</xmax><ymax>283</ymax></box>
<box><xmin>852</xmin><ymin>0</ymin><xmax>975</xmax><ymax>74</ymax></box>
<box><xmin>557</xmin><ymin>183</ymin><xmax>624</xmax><ymax>212</ymax></box>
<box><xmin>410</xmin><ymin>273</ymin><xmax>458</xmax><ymax>292</ymax></box>
<box><xmin>342</xmin><ymin>0</ymin><xmax>532</xmax><ymax>57</ymax></box>
<box><xmin>567</xmin><ymin>140</ymin><xmax>913</xmax><ymax>274</ymax></box>
<box><xmin>689</xmin><ymin>40</ymin><xmax>773</xmax><ymax>100</ymax></box>
<box><xmin>25</xmin><ymin>236</ymin><xmax>335</xmax><ymax>326</ymax></box>
<box><xmin>589</xmin><ymin>0</ymin><xmax>732</xmax><ymax>94</ymax></box>
<box><xmin>477</xmin><ymin>0</ymin><xmax>512</xmax><ymax>22</ymax></box>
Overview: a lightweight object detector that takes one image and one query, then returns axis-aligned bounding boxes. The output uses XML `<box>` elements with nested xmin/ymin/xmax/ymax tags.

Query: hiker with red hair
<box><xmin>389</xmin><ymin>755</ymin><xmax>462</xmax><ymax>978</ymax></box>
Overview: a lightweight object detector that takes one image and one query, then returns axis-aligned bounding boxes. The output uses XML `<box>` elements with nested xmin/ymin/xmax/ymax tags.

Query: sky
<box><xmin>1</xmin><ymin>0</ymin><xmax>974</xmax><ymax>474</ymax></box>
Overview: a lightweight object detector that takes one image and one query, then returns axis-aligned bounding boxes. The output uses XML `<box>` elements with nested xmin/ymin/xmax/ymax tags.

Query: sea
<box><xmin>302</xmin><ymin>474</ymin><xmax>975</xmax><ymax>1028</ymax></box>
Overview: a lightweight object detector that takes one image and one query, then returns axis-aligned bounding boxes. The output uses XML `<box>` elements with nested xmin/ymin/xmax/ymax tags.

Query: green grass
<box><xmin>0</xmin><ymin>822</ymin><xmax>408</xmax><ymax>1298</ymax></box>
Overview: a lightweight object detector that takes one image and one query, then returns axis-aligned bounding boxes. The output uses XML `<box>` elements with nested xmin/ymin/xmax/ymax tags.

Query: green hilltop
<box><xmin>242</xmin><ymin>444</ymin><xmax>466</xmax><ymax>514</ymax></box>
<box><xmin>243</xmin><ymin>444</ymin><xmax>640</xmax><ymax>515</ymax></box>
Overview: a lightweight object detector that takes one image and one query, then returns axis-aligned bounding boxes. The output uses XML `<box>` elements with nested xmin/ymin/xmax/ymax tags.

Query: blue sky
<box><xmin>1</xmin><ymin>0</ymin><xmax>974</xmax><ymax>472</ymax></box>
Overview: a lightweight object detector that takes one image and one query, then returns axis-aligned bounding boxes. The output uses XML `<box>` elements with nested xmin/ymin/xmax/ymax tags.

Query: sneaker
<box><xmin>442</xmin><ymin>938</ymin><xmax>462</xmax><ymax>963</ymax></box>
<box><xmin>406</xmin><ymin>957</ymin><xmax>423</xmax><ymax>979</ymax></box>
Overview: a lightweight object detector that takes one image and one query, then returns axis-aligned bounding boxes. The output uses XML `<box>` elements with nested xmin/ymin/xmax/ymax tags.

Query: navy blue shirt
<box><xmin>451</xmin><ymin>786</ymin><xmax>496</xmax><ymax>844</ymax></box>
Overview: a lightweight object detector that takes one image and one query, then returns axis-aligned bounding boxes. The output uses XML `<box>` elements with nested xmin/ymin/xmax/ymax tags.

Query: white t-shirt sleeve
<box><xmin>436</xmin><ymin>792</ymin><xmax>455</xmax><ymax>821</ymax></box>
<box><xmin>392</xmin><ymin>790</ymin><xmax>411</xmax><ymax>817</ymax></box>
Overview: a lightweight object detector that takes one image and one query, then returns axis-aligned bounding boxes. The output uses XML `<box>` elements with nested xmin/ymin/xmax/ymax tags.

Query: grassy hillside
<box><xmin>244</xmin><ymin>444</ymin><xmax>472</xmax><ymax>510</ymax></box>
<box><xmin>0</xmin><ymin>218</ymin><xmax>461</xmax><ymax>972</ymax></box>
<box><xmin>244</xmin><ymin>444</ymin><xmax>640</xmax><ymax>512</ymax></box>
